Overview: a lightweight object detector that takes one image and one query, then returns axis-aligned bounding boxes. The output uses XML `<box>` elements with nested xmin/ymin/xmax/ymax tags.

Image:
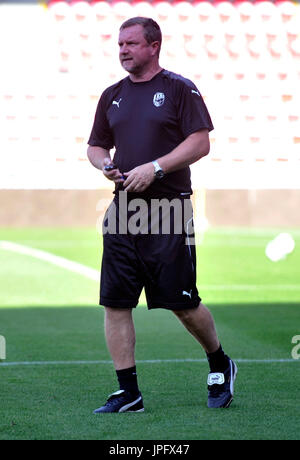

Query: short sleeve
<box><xmin>87</xmin><ymin>91</ymin><xmax>114</xmax><ymax>150</ymax></box>
<box><xmin>177</xmin><ymin>80</ymin><xmax>214</xmax><ymax>139</ymax></box>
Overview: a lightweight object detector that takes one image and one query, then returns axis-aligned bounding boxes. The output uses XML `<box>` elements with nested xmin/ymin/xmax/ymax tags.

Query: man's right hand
<box><xmin>102</xmin><ymin>158</ymin><xmax>125</xmax><ymax>184</ymax></box>
<box><xmin>87</xmin><ymin>146</ymin><xmax>125</xmax><ymax>184</ymax></box>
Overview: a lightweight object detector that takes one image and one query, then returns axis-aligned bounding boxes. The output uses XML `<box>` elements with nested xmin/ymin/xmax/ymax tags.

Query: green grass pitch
<box><xmin>0</xmin><ymin>227</ymin><xmax>299</xmax><ymax>440</ymax></box>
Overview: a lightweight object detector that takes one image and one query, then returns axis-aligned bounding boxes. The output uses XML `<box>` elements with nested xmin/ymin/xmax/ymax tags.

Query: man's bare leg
<box><xmin>104</xmin><ymin>307</ymin><xmax>136</xmax><ymax>370</ymax></box>
<box><xmin>173</xmin><ymin>302</ymin><xmax>220</xmax><ymax>354</ymax></box>
<box><xmin>94</xmin><ymin>307</ymin><xmax>143</xmax><ymax>413</ymax></box>
<box><xmin>172</xmin><ymin>301</ymin><xmax>238</xmax><ymax>409</ymax></box>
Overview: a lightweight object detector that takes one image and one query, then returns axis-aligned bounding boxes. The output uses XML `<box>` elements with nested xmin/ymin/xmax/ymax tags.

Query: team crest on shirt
<box><xmin>153</xmin><ymin>92</ymin><xmax>165</xmax><ymax>107</ymax></box>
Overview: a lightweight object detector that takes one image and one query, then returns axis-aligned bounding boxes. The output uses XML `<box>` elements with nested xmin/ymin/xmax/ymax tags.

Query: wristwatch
<box><xmin>152</xmin><ymin>160</ymin><xmax>164</xmax><ymax>179</ymax></box>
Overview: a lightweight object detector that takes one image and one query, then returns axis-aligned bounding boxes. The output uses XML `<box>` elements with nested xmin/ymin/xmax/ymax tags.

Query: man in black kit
<box><xmin>87</xmin><ymin>17</ymin><xmax>237</xmax><ymax>413</ymax></box>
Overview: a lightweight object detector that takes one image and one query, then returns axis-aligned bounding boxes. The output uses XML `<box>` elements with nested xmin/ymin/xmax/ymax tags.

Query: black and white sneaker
<box><xmin>93</xmin><ymin>390</ymin><xmax>144</xmax><ymax>414</ymax></box>
<box><xmin>207</xmin><ymin>359</ymin><xmax>238</xmax><ymax>408</ymax></box>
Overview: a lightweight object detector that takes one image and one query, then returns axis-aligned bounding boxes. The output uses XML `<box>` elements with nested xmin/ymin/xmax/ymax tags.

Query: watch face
<box><xmin>155</xmin><ymin>169</ymin><xmax>164</xmax><ymax>179</ymax></box>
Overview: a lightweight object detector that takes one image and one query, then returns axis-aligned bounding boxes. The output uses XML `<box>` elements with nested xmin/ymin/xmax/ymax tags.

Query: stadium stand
<box><xmin>0</xmin><ymin>0</ymin><xmax>299</xmax><ymax>190</ymax></box>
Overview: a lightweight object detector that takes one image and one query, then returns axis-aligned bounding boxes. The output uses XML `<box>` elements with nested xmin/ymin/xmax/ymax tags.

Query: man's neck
<box><xmin>129</xmin><ymin>65</ymin><xmax>163</xmax><ymax>83</ymax></box>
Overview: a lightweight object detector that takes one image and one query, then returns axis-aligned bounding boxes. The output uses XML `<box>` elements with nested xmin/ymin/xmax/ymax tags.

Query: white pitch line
<box><xmin>1</xmin><ymin>241</ymin><xmax>299</xmax><ymax>292</ymax></box>
<box><xmin>0</xmin><ymin>358</ymin><xmax>297</xmax><ymax>367</ymax></box>
<box><xmin>0</xmin><ymin>240</ymin><xmax>100</xmax><ymax>282</ymax></box>
<box><xmin>1</xmin><ymin>243</ymin><xmax>298</xmax><ymax>367</ymax></box>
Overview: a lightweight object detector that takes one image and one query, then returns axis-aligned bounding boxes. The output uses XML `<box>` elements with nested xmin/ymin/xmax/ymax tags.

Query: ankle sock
<box><xmin>206</xmin><ymin>344</ymin><xmax>229</xmax><ymax>373</ymax></box>
<box><xmin>116</xmin><ymin>366</ymin><xmax>139</xmax><ymax>396</ymax></box>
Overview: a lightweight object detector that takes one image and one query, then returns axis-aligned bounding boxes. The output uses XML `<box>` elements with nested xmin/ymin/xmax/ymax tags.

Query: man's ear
<box><xmin>150</xmin><ymin>41</ymin><xmax>160</xmax><ymax>57</ymax></box>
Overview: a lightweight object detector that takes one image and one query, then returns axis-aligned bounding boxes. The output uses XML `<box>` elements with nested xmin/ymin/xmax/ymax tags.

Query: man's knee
<box><xmin>172</xmin><ymin>303</ymin><xmax>201</xmax><ymax>321</ymax></box>
<box><xmin>104</xmin><ymin>307</ymin><xmax>134</xmax><ymax>326</ymax></box>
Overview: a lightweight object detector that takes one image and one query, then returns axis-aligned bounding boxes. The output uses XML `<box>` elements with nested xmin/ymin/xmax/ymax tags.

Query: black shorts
<box><xmin>99</xmin><ymin>193</ymin><xmax>201</xmax><ymax>311</ymax></box>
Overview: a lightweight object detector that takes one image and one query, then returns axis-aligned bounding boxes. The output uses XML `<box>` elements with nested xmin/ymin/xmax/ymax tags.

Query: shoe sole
<box><xmin>126</xmin><ymin>408</ymin><xmax>145</xmax><ymax>413</ymax></box>
<box><xmin>93</xmin><ymin>407</ymin><xmax>144</xmax><ymax>414</ymax></box>
<box><xmin>223</xmin><ymin>360</ymin><xmax>238</xmax><ymax>408</ymax></box>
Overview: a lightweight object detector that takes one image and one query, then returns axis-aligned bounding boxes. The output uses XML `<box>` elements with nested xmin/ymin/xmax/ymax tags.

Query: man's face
<box><xmin>118</xmin><ymin>24</ymin><xmax>157</xmax><ymax>75</ymax></box>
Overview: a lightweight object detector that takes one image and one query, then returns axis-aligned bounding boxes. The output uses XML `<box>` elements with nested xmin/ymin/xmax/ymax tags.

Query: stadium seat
<box><xmin>153</xmin><ymin>1</ymin><xmax>175</xmax><ymax>24</ymax></box>
<box><xmin>161</xmin><ymin>31</ymin><xmax>184</xmax><ymax>58</ymax></box>
<box><xmin>173</xmin><ymin>1</ymin><xmax>194</xmax><ymax>22</ymax></box>
<box><xmin>184</xmin><ymin>33</ymin><xmax>206</xmax><ymax>60</ymax></box>
<box><xmin>70</xmin><ymin>1</ymin><xmax>91</xmax><ymax>22</ymax></box>
<box><xmin>236</xmin><ymin>1</ymin><xmax>255</xmax><ymax>23</ymax></box>
<box><xmin>286</xmin><ymin>18</ymin><xmax>300</xmax><ymax>47</ymax></box>
<box><xmin>290</xmin><ymin>37</ymin><xmax>300</xmax><ymax>58</ymax></box>
<box><xmin>48</xmin><ymin>1</ymin><xmax>70</xmax><ymax>23</ymax></box>
<box><xmin>96</xmin><ymin>32</ymin><xmax>116</xmax><ymax>58</ymax></box>
<box><xmin>226</xmin><ymin>35</ymin><xmax>247</xmax><ymax>60</ymax></box>
<box><xmin>91</xmin><ymin>0</ymin><xmax>112</xmax><ymax>19</ymax></box>
<box><xmin>276</xmin><ymin>1</ymin><xmax>297</xmax><ymax>23</ymax></box>
<box><xmin>204</xmin><ymin>37</ymin><xmax>226</xmax><ymax>61</ymax></box>
<box><xmin>91</xmin><ymin>1</ymin><xmax>113</xmax><ymax>33</ymax></box>
<box><xmin>111</xmin><ymin>1</ymin><xmax>134</xmax><ymax>26</ymax></box>
<box><xmin>172</xmin><ymin>1</ymin><xmax>195</xmax><ymax>35</ymax></box>
<box><xmin>268</xmin><ymin>35</ymin><xmax>288</xmax><ymax>59</ymax></box>
<box><xmin>254</xmin><ymin>1</ymin><xmax>279</xmax><ymax>23</ymax></box>
<box><xmin>246</xmin><ymin>35</ymin><xmax>269</xmax><ymax>60</ymax></box>
<box><xmin>131</xmin><ymin>1</ymin><xmax>154</xmax><ymax>18</ymax></box>
<box><xmin>215</xmin><ymin>1</ymin><xmax>239</xmax><ymax>23</ymax></box>
<box><xmin>193</xmin><ymin>1</ymin><xmax>217</xmax><ymax>22</ymax></box>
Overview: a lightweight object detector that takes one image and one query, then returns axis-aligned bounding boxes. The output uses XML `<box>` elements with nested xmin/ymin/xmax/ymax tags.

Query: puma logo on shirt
<box><xmin>112</xmin><ymin>98</ymin><xmax>122</xmax><ymax>108</ymax></box>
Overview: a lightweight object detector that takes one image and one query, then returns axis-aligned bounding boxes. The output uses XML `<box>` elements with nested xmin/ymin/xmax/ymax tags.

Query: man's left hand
<box><xmin>123</xmin><ymin>163</ymin><xmax>155</xmax><ymax>193</ymax></box>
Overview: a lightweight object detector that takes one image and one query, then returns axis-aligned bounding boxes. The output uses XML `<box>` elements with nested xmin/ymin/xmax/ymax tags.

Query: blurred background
<box><xmin>0</xmin><ymin>0</ymin><xmax>299</xmax><ymax>228</ymax></box>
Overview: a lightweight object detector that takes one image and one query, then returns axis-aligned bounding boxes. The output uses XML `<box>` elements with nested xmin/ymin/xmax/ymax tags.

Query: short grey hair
<box><xmin>119</xmin><ymin>17</ymin><xmax>162</xmax><ymax>56</ymax></box>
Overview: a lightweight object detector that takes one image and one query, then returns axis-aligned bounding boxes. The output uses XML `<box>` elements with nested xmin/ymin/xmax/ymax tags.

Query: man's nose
<box><xmin>120</xmin><ymin>44</ymin><xmax>128</xmax><ymax>54</ymax></box>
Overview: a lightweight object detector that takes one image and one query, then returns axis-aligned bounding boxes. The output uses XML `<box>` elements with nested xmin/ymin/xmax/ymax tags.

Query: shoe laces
<box><xmin>105</xmin><ymin>391</ymin><xmax>125</xmax><ymax>406</ymax></box>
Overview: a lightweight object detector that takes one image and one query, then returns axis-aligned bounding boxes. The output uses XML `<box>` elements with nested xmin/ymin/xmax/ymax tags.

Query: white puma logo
<box><xmin>191</xmin><ymin>90</ymin><xmax>200</xmax><ymax>96</ymax></box>
<box><xmin>112</xmin><ymin>98</ymin><xmax>122</xmax><ymax>108</ymax></box>
<box><xmin>182</xmin><ymin>290</ymin><xmax>192</xmax><ymax>299</ymax></box>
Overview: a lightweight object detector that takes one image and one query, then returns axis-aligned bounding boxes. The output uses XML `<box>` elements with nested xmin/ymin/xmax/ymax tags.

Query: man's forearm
<box><xmin>87</xmin><ymin>145</ymin><xmax>111</xmax><ymax>171</ymax></box>
<box><xmin>156</xmin><ymin>129</ymin><xmax>210</xmax><ymax>174</ymax></box>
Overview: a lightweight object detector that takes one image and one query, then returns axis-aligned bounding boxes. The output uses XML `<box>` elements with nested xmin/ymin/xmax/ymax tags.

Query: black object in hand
<box><xmin>104</xmin><ymin>163</ymin><xmax>117</xmax><ymax>171</ymax></box>
<box><xmin>104</xmin><ymin>163</ymin><xmax>125</xmax><ymax>180</ymax></box>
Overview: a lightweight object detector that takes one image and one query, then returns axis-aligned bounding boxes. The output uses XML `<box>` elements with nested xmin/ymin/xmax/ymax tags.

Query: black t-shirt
<box><xmin>88</xmin><ymin>69</ymin><xmax>214</xmax><ymax>198</ymax></box>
